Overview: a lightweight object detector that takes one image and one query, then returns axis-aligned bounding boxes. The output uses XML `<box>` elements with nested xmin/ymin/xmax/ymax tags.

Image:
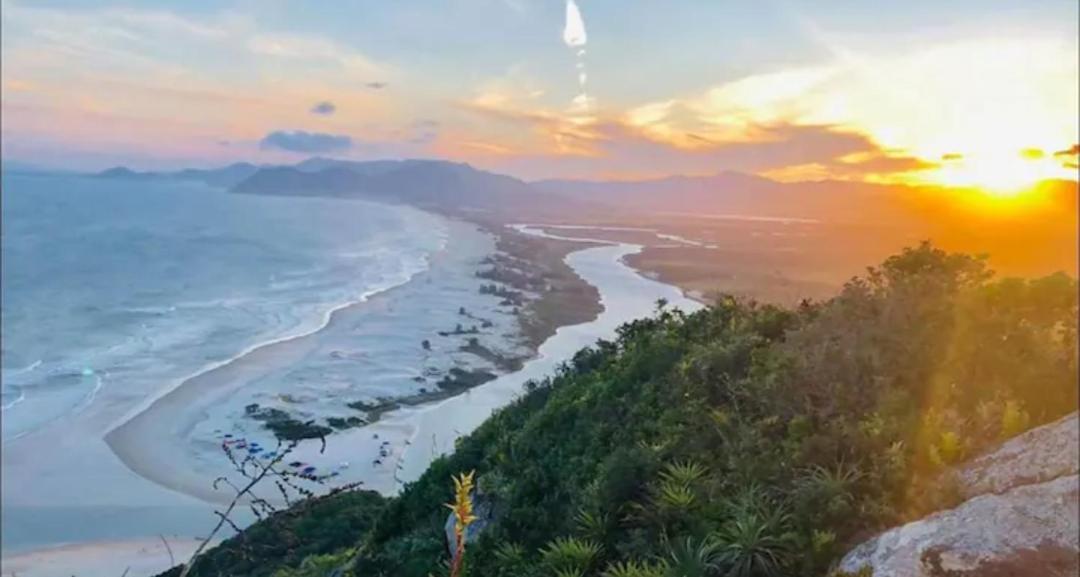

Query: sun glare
<box><xmin>923</xmin><ymin>150</ymin><xmax>1075</xmax><ymax>197</ymax></box>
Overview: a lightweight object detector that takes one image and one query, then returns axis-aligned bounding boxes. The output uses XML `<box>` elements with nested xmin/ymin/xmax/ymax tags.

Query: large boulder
<box><xmin>839</xmin><ymin>474</ymin><xmax>1078</xmax><ymax>576</ymax></box>
<box><xmin>958</xmin><ymin>412</ymin><xmax>1078</xmax><ymax>498</ymax></box>
<box><xmin>839</xmin><ymin>413</ymin><xmax>1079</xmax><ymax>577</ymax></box>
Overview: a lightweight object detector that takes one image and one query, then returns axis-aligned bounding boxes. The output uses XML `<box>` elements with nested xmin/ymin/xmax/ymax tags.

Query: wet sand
<box><xmin>1</xmin><ymin>537</ymin><xmax>209</xmax><ymax>577</ymax></box>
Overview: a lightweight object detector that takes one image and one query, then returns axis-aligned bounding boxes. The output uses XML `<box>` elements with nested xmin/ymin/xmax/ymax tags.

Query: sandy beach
<box><xmin>1</xmin><ymin>537</ymin><xmax>209</xmax><ymax>577</ymax></box>
<box><xmin>103</xmin><ymin>224</ymin><xmax>703</xmax><ymax>498</ymax></box>
<box><xmin>226</xmin><ymin>224</ymin><xmax>704</xmax><ymax>495</ymax></box>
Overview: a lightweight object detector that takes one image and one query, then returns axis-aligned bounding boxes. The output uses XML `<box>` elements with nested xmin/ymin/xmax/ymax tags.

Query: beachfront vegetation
<box><xmin>162</xmin><ymin>242</ymin><xmax>1077</xmax><ymax>577</ymax></box>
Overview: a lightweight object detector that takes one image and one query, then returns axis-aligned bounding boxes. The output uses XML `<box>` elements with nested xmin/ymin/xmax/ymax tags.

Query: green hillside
<box><xmin>166</xmin><ymin>242</ymin><xmax>1077</xmax><ymax>577</ymax></box>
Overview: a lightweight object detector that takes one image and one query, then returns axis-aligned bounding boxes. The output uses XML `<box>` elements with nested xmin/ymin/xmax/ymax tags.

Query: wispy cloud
<box><xmin>457</xmin><ymin>88</ymin><xmax>912</xmax><ymax>180</ymax></box>
<box><xmin>1</xmin><ymin>0</ymin><xmax>395</xmax><ymax>167</ymax></box>
<box><xmin>247</xmin><ymin>33</ymin><xmax>385</xmax><ymax>79</ymax></box>
<box><xmin>636</xmin><ymin>39</ymin><xmax>1077</xmax><ymax>165</ymax></box>
<box><xmin>562</xmin><ymin>0</ymin><xmax>591</xmax><ymax>113</ymax></box>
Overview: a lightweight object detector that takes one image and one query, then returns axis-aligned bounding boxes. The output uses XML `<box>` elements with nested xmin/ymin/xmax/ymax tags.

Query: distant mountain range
<box><xmin>231</xmin><ymin>158</ymin><xmax>544</xmax><ymax>216</ymax></box>
<box><xmin>90</xmin><ymin>157</ymin><xmax>1078</xmax><ymax>225</ymax></box>
<box><xmin>95</xmin><ymin>157</ymin><xmax>576</xmax><ymax>220</ymax></box>
<box><xmin>95</xmin><ymin>162</ymin><xmax>261</xmax><ymax>188</ymax></box>
<box><xmin>535</xmin><ymin>171</ymin><xmax>935</xmax><ymax>224</ymax></box>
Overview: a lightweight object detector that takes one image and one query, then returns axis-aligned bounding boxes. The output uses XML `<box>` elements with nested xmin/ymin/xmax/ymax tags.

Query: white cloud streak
<box><xmin>563</xmin><ymin>0</ymin><xmax>591</xmax><ymax>113</ymax></box>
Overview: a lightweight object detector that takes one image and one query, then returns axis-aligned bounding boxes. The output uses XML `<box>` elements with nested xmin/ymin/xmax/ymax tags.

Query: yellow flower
<box><xmin>445</xmin><ymin>470</ymin><xmax>477</xmax><ymax>577</ymax></box>
<box><xmin>446</xmin><ymin>470</ymin><xmax>478</xmax><ymax>533</ymax></box>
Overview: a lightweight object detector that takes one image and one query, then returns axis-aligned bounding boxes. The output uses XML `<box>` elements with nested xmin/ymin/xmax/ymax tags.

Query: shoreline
<box><xmin>276</xmin><ymin>224</ymin><xmax>704</xmax><ymax>495</ymax></box>
<box><xmin>102</xmin><ymin>217</ymin><xmax>602</xmax><ymax>506</ymax></box>
<box><xmin>104</xmin><ymin>271</ymin><xmax>424</xmax><ymax>438</ymax></box>
<box><xmin>98</xmin><ymin>201</ymin><xmax>450</xmax><ymax>438</ymax></box>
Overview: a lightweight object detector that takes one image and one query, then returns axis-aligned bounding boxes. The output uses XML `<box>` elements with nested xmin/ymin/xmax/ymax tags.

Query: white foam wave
<box><xmin>105</xmin><ymin>241</ymin><xmax>437</xmax><ymax>434</ymax></box>
<box><xmin>1</xmin><ymin>388</ymin><xmax>26</xmax><ymax>411</ymax></box>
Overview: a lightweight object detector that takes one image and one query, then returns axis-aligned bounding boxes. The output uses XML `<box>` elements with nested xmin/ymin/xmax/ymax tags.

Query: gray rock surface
<box><xmin>958</xmin><ymin>412</ymin><xmax>1078</xmax><ymax>498</ymax></box>
<box><xmin>839</xmin><ymin>474</ymin><xmax>1078</xmax><ymax>576</ymax></box>
<box><xmin>839</xmin><ymin>412</ymin><xmax>1079</xmax><ymax>576</ymax></box>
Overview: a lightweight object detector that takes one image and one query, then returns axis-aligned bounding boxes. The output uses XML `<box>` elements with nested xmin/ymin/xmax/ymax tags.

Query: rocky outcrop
<box><xmin>958</xmin><ymin>412</ymin><xmax>1078</xmax><ymax>498</ymax></box>
<box><xmin>839</xmin><ymin>413</ymin><xmax>1079</xmax><ymax>577</ymax></box>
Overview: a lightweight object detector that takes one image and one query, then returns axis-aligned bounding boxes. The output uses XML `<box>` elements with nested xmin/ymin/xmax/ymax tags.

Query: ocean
<box><xmin>1</xmin><ymin>173</ymin><xmax>446</xmax><ymax>442</ymax></box>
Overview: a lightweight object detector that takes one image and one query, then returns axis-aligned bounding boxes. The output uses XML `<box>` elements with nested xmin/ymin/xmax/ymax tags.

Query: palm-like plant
<box><xmin>657</xmin><ymin>482</ymin><xmax>697</xmax><ymax>511</ymax></box>
<box><xmin>541</xmin><ymin>536</ymin><xmax>602</xmax><ymax>574</ymax></box>
<box><xmin>712</xmin><ymin>517</ymin><xmax>796</xmax><ymax>577</ymax></box>
<box><xmin>492</xmin><ymin>541</ymin><xmax>527</xmax><ymax>571</ymax></box>
<box><xmin>642</xmin><ymin>460</ymin><xmax>708</xmax><ymax>521</ymax></box>
<box><xmin>575</xmin><ymin>508</ymin><xmax>612</xmax><ymax>542</ymax></box>
<box><xmin>712</xmin><ymin>491</ymin><xmax>796</xmax><ymax>577</ymax></box>
<box><xmin>794</xmin><ymin>463</ymin><xmax>861</xmax><ymax>519</ymax></box>
<box><xmin>660</xmin><ymin>460</ymin><xmax>708</xmax><ymax>487</ymax></box>
<box><xmin>601</xmin><ymin>560</ymin><xmax>670</xmax><ymax>577</ymax></box>
<box><xmin>664</xmin><ymin>535</ymin><xmax>721</xmax><ymax>577</ymax></box>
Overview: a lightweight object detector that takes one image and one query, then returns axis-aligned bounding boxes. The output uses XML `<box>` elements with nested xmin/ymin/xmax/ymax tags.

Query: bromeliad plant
<box><xmin>445</xmin><ymin>470</ymin><xmax>477</xmax><ymax>577</ymax></box>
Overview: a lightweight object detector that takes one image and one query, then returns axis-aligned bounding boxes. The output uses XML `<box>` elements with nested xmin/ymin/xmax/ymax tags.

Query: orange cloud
<box><xmin>454</xmin><ymin>94</ymin><xmax>916</xmax><ymax>181</ymax></box>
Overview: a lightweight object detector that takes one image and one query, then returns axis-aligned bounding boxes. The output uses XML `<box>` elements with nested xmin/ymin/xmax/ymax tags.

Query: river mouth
<box><xmin>276</xmin><ymin>224</ymin><xmax>705</xmax><ymax>495</ymax></box>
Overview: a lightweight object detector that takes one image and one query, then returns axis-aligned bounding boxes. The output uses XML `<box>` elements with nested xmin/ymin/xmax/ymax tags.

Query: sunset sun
<box><xmin>923</xmin><ymin>149</ymin><xmax>1075</xmax><ymax>197</ymax></box>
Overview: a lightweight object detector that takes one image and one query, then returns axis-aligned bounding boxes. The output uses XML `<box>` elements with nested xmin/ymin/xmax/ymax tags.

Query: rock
<box><xmin>444</xmin><ymin>491</ymin><xmax>496</xmax><ymax>559</ymax></box>
<box><xmin>958</xmin><ymin>412</ymin><xmax>1078</xmax><ymax>498</ymax></box>
<box><xmin>839</xmin><ymin>474</ymin><xmax>1078</xmax><ymax>576</ymax></box>
<box><xmin>839</xmin><ymin>412</ymin><xmax>1080</xmax><ymax>577</ymax></box>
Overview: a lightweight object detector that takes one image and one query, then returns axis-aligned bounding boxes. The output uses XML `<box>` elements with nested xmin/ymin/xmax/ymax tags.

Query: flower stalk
<box><xmin>445</xmin><ymin>470</ymin><xmax>477</xmax><ymax>577</ymax></box>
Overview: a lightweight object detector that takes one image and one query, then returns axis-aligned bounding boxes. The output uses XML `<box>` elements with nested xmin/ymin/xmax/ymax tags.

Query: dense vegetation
<box><xmin>170</xmin><ymin>243</ymin><xmax>1077</xmax><ymax>577</ymax></box>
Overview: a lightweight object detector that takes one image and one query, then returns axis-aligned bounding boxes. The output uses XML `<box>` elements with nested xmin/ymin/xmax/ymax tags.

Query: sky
<box><xmin>2</xmin><ymin>0</ymin><xmax>1078</xmax><ymax>187</ymax></box>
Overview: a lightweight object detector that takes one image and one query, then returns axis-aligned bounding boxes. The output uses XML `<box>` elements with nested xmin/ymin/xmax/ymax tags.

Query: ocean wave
<box><xmin>1</xmin><ymin>359</ymin><xmax>41</xmax><ymax>411</ymax></box>
<box><xmin>1</xmin><ymin>387</ymin><xmax>26</xmax><ymax>411</ymax></box>
<box><xmin>3</xmin><ymin>179</ymin><xmax>448</xmax><ymax>442</ymax></box>
<box><xmin>105</xmin><ymin>238</ymin><xmax>439</xmax><ymax>433</ymax></box>
<box><xmin>74</xmin><ymin>372</ymin><xmax>107</xmax><ymax>414</ymax></box>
